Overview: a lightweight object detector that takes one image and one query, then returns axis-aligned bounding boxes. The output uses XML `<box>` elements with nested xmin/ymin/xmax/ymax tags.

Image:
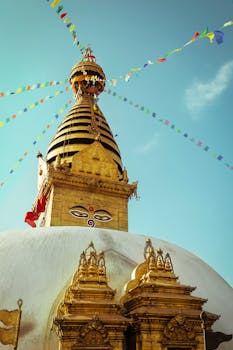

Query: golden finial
<box><xmin>82</xmin><ymin>45</ymin><xmax>96</xmax><ymax>62</ymax></box>
<box><xmin>156</xmin><ymin>248</ymin><xmax>164</xmax><ymax>270</ymax></box>
<box><xmin>164</xmin><ymin>253</ymin><xmax>173</xmax><ymax>272</ymax></box>
<box><xmin>144</xmin><ymin>238</ymin><xmax>155</xmax><ymax>260</ymax></box>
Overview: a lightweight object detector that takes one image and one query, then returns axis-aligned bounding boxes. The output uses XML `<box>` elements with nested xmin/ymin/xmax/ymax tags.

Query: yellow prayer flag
<box><xmin>16</xmin><ymin>87</ymin><xmax>22</xmax><ymax>93</ymax></box>
<box><xmin>206</xmin><ymin>32</ymin><xmax>215</xmax><ymax>43</ymax></box>
<box><xmin>51</xmin><ymin>0</ymin><xmax>60</xmax><ymax>8</ymax></box>
<box><xmin>29</xmin><ymin>104</ymin><xmax>35</xmax><ymax>110</ymax></box>
<box><xmin>63</xmin><ymin>18</ymin><xmax>71</xmax><ymax>24</ymax></box>
<box><xmin>69</xmin><ymin>24</ymin><xmax>76</xmax><ymax>32</ymax></box>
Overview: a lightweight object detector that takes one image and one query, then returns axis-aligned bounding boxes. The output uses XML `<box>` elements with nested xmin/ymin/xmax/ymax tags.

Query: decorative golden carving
<box><xmin>163</xmin><ymin>314</ymin><xmax>196</xmax><ymax>341</ymax></box>
<box><xmin>72</xmin><ymin>315</ymin><xmax>111</xmax><ymax>348</ymax></box>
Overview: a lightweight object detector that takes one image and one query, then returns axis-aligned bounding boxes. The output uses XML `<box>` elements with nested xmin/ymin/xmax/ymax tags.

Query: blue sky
<box><xmin>0</xmin><ymin>0</ymin><xmax>233</xmax><ymax>286</ymax></box>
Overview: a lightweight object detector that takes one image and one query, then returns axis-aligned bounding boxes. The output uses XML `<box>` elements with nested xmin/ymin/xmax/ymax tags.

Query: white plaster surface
<box><xmin>0</xmin><ymin>227</ymin><xmax>232</xmax><ymax>349</ymax></box>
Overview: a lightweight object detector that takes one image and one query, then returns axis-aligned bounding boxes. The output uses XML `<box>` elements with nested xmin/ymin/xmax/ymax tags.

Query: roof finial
<box><xmin>82</xmin><ymin>45</ymin><xmax>96</xmax><ymax>62</ymax></box>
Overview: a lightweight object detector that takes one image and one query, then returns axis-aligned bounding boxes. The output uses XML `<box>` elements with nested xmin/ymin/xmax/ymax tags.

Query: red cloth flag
<box><xmin>24</xmin><ymin>212</ymin><xmax>38</xmax><ymax>228</ymax></box>
<box><xmin>191</xmin><ymin>31</ymin><xmax>200</xmax><ymax>42</ymax></box>
<box><xmin>157</xmin><ymin>58</ymin><xmax>166</xmax><ymax>63</ymax></box>
<box><xmin>36</xmin><ymin>195</ymin><xmax>47</xmax><ymax>214</ymax></box>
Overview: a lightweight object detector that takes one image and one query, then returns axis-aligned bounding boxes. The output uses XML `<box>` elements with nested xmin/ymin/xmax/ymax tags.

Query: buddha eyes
<box><xmin>69</xmin><ymin>206</ymin><xmax>112</xmax><ymax>223</ymax></box>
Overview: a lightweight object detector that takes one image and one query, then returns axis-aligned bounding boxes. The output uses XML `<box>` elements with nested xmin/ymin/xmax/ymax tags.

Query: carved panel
<box><xmin>163</xmin><ymin>315</ymin><xmax>195</xmax><ymax>341</ymax></box>
<box><xmin>72</xmin><ymin>316</ymin><xmax>112</xmax><ymax>349</ymax></box>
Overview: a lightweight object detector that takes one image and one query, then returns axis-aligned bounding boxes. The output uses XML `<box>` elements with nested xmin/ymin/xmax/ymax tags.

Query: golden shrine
<box><xmin>53</xmin><ymin>239</ymin><xmax>218</xmax><ymax>350</ymax></box>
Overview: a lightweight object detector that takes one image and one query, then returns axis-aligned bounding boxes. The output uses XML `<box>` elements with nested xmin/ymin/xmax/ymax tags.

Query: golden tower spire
<box><xmin>34</xmin><ymin>49</ymin><xmax>137</xmax><ymax>230</ymax></box>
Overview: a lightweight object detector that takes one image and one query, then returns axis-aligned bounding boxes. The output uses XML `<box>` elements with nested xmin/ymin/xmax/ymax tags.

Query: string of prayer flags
<box><xmin>164</xmin><ymin>47</ymin><xmax>182</xmax><ymax>57</ymax></box>
<box><xmin>31</xmin><ymin>98</ymin><xmax>72</xmax><ymax>146</ymax></box>
<box><xmin>105</xmin><ymin>89</ymin><xmax>233</xmax><ymax>172</ymax></box>
<box><xmin>0</xmin><ymin>79</ymin><xmax>68</xmax><ymax>98</ymax></box>
<box><xmin>0</xmin><ymin>99</ymin><xmax>73</xmax><ymax>188</ymax></box>
<box><xmin>107</xmin><ymin>19</ymin><xmax>233</xmax><ymax>86</ymax></box>
<box><xmin>47</xmin><ymin>0</ymin><xmax>85</xmax><ymax>54</ymax></box>
<box><xmin>0</xmin><ymin>86</ymin><xmax>69</xmax><ymax>129</ymax></box>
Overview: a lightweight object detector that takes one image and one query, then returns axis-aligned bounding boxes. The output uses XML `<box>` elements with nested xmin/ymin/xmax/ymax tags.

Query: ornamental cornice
<box><xmin>47</xmin><ymin>168</ymin><xmax>137</xmax><ymax>197</ymax></box>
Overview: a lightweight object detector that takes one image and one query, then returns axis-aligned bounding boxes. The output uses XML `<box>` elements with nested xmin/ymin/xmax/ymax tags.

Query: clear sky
<box><xmin>0</xmin><ymin>0</ymin><xmax>233</xmax><ymax>286</ymax></box>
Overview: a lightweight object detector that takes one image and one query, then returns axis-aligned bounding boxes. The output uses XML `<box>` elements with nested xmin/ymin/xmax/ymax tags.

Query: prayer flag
<box><xmin>157</xmin><ymin>58</ymin><xmax>166</xmax><ymax>63</ymax></box>
<box><xmin>214</xmin><ymin>30</ymin><xmax>224</xmax><ymax>44</ymax></box>
<box><xmin>206</xmin><ymin>32</ymin><xmax>215</xmax><ymax>43</ymax></box>
<box><xmin>184</xmin><ymin>31</ymin><xmax>200</xmax><ymax>46</ymax></box>
<box><xmin>24</xmin><ymin>212</ymin><xmax>39</xmax><ymax>228</ymax></box>
<box><xmin>60</xmin><ymin>13</ymin><xmax>67</xmax><ymax>19</ymax></box>
<box><xmin>36</xmin><ymin>195</ymin><xmax>47</xmax><ymax>214</ymax></box>
<box><xmin>51</xmin><ymin>0</ymin><xmax>60</xmax><ymax>8</ymax></box>
<box><xmin>223</xmin><ymin>20</ymin><xmax>233</xmax><ymax>27</ymax></box>
<box><xmin>192</xmin><ymin>32</ymin><xmax>200</xmax><ymax>42</ymax></box>
<box><xmin>199</xmin><ymin>27</ymin><xmax>209</xmax><ymax>39</ymax></box>
<box><xmin>70</xmin><ymin>24</ymin><xmax>76</xmax><ymax>32</ymax></box>
<box><xmin>56</xmin><ymin>5</ymin><xmax>63</xmax><ymax>13</ymax></box>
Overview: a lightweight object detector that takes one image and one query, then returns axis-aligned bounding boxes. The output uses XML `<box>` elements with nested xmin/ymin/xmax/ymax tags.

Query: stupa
<box><xmin>0</xmin><ymin>48</ymin><xmax>232</xmax><ymax>350</ymax></box>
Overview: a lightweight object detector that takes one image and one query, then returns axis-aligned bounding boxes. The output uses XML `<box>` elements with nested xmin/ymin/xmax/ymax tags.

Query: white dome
<box><xmin>0</xmin><ymin>227</ymin><xmax>232</xmax><ymax>350</ymax></box>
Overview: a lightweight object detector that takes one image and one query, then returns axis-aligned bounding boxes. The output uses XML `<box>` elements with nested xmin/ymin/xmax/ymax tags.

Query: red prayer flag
<box><xmin>156</xmin><ymin>58</ymin><xmax>166</xmax><ymax>63</ymax></box>
<box><xmin>25</xmin><ymin>218</ymin><xmax>37</xmax><ymax>228</ymax></box>
<box><xmin>36</xmin><ymin>195</ymin><xmax>47</xmax><ymax>214</ymax></box>
<box><xmin>24</xmin><ymin>211</ymin><xmax>39</xmax><ymax>228</ymax></box>
<box><xmin>191</xmin><ymin>32</ymin><xmax>200</xmax><ymax>42</ymax></box>
<box><xmin>60</xmin><ymin>12</ymin><xmax>67</xmax><ymax>19</ymax></box>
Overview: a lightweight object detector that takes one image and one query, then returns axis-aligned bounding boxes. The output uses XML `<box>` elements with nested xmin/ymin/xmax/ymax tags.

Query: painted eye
<box><xmin>69</xmin><ymin>206</ymin><xmax>89</xmax><ymax>219</ymax></box>
<box><xmin>94</xmin><ymin>210</ymin><xmax>112</xmax><ymax>222</ymax></box>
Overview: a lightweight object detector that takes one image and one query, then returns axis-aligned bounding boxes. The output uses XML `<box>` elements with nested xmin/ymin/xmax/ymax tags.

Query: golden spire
<box><xmin>46</xmin><ymin>47</ymin><xmax>123</xmax><ymax>172</ymax></box>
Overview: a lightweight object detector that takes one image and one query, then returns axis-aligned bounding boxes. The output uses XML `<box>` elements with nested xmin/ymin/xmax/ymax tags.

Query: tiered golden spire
<box><xmin>46</xmin><ymin>47</ymin><xmax>123</xmax><ymax>172</ymax></box>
